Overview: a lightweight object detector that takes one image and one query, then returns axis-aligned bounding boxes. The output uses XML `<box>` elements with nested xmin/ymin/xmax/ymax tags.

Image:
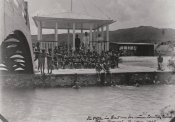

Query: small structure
<box><xmin>33</xmin><ymin>12</ymin><xmax>115</xmax><ymax>54</ymax></box>
<box><xmin>110</xmin><ymin>42</ymin><xmax>154</xmax><ymax>56</ymax></box>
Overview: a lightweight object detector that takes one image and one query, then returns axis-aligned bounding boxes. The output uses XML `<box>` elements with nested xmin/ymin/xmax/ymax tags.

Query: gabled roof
<box><xmin>36</xmin><ymin>12</ymin><xmax>111</xmax><ymax>20</ymax></box>
<box><xmin>33</xmin><ymin>12</ymin><xmax>116</xmax><ymax>30</ymax></box>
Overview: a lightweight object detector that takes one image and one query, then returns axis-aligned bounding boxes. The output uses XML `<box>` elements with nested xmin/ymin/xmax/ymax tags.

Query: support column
<box><xmin>101</xmin><ymin>27</ymin><xmax>104</xmax><ymax>52</ymax></box>
<box><xmin>52</xmin><ymin>42</ymin><xmax>55</xmax><ymax>51</ymax></box>
<box><xmin>93</xmin><ymin>30</ymin><xmax>95</xmax><ymax>41</ymax></box>
<box><xmin>73</xmin><ymin>23</ymin><xmax>76</xmax><ymax>52</ymax></box>
<box><xmin>97</xmin><ymin>28</ymin><xmax>100</xmax><ymax>53</ymax></box>
<box><xmin>80</xmin><ymin>29</ymin><xmax>83</xmax><ymax>51</ymax></box>
<box><xmin>94</xmin><ymin>29</ymin><xmax>98</xmax><ymax>51</ymax></box>
<box><xmin>93</xmin><ymin>30</ymin><xmax>96</xmax><ymax>49</ymax></box>
<box><xmin>68</xmin><ymin>29</ymin><xmax>70</xmax><ymax>55</ymax></box>
<box><xmin>55</xmin><ymin>22</ymin><xmax>58</xmax><ymax>46</ymax></box>
<box><xmin>81</xmin><ymin>29</ymin><xmax>83</xmax><ymax>43</ymax></box>
<box><xmin>90</xmin><ymin>25</ymin><xmax>93</xmax><ymax>51</ymax></box>
<box><xmin>106</xmin><ymin>25</ymin><xmax>109</xmax><ymax>51</ymax></box>
<box><xmin>101</xmin><ymin>26</ymin><xmax>104</xmax><ymax>38</ymax></box>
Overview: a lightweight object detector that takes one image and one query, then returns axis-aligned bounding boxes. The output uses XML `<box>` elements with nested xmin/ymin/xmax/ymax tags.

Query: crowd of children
<box><xmin>34</xmin><ymin>43</ymin><xmax>120</xmax><ymax>74</ymax></box>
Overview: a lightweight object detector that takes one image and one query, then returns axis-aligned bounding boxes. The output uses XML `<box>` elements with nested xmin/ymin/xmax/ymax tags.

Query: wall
<box><xmin>0</xmin><ymin>72</ymin><xmax>173</xmax><ymax>88</ymax></box>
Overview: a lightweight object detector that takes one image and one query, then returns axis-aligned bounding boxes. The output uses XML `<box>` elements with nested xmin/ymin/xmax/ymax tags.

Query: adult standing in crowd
<box><xmin>34</xmin><ymin>42</ymin><xmax>41</xmax><ymax>71</ymax></box>
<box><xmin>53</xmin><ymin>46</ymin><xmax>59</xmax><ymax>69</ymax></box>
<box><xmin>47</xmin><ymin>49</ymin><xmax>53</xmax><ymax>74</ymax></box>
<box><xmin>75</xmin><ymin>34</ymin><xmax>81</xmax><ymax>54</ymax></box>
<box><xmin>40</xmin><ymin>49</ymin><xmax>46</xmax><ymax>74</ymax></box>
<box><xmin>34</xmin><ymin>42</ymin><xmax>40</xmax><ymax>61</ymax></box>
<box><xmin>110</xmin><ymin>51</ymin><xmax>116</xmax><ymax>69</ymax></box>
<box><xmin>157</xmin><ymin>53</ymin><xmax>163</xmax><ymax>70</ymax></box>
<box><xmin>82</xmin><ymin>32</ymin><xmax>90</xmax><ymax>53</ymax></box>
<box><xmin>116</xmin><ymin>52</ymin><xmax>119</xmax><ymax>68</ymax></box>
<box><xmin>97</xmin><ymin>34</ymin><xmax>103</xmax><ymax>54</ymax></box>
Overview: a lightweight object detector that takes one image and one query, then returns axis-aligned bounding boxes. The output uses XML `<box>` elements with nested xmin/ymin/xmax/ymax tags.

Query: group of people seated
<box><xmin>34</xmin><ymin>44</ymin><xmax>120</xmax><ymax>74</ymax></box>
<box><xmin>53</xmin><ymin>48</ymin><xmax>119</xmax><ymax>69</ymax></box>
<box><xmin>34</xmin><ymin>32</ymin><xmax>120</xmax><ymax>74</ymax></box>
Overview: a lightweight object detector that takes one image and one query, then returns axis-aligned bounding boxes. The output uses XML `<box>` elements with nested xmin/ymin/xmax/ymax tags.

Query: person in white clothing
<box><xmin>82</xmin><ymin>32</ymin><xmax>90</xmax><ymax>53</ymax></box>
<box><xmin>97</xmin><ymin>34</ymin><xmax>104</xmax><ymax>54</ymax></box>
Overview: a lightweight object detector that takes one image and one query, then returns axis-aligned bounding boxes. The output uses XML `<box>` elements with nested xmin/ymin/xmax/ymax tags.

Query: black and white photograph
<box><xmin>0</xmin><ymin>0</ymin><xmax>175</xmax><ymax>122</ymax></box>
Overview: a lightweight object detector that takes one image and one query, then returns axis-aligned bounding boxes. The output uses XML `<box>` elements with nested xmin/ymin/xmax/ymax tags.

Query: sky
<box><xmin>26</xmin><ymin>0</ymin><xmax>175</xmax><ymax>35</ymax></box>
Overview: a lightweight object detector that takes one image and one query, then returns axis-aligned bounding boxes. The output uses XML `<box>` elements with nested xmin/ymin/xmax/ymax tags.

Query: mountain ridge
<box><xmin>32</xmin><ymin>26</ymin><xmax>175</xmax><ymax>44</ymax></box>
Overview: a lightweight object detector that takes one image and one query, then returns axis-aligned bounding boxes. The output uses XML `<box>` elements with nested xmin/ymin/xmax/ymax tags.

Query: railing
<box><xmin>33</xmin><ymin>39</ymin><xmax>110</xmax><ymax>55</ymax></box>
<box><xmin>90</xmin><ymin>40</ymin><xmax>109</xmax><ymax>52</ymax></box>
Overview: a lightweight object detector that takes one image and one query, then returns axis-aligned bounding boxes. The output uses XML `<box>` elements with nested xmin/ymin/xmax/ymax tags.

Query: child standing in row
<box><xmin>39</xmin><ymin>49</ymin><xmax>46</xmax><ymax>74</ymax></box>
<box><xmin>47</xmin><ymin>49</ymin><xmax>53</xmax><ymax>74</ymax></box>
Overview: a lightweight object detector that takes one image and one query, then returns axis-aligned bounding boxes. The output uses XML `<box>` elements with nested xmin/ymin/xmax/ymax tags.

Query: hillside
<box><xmin>109</xmin><ymin>26</ymin><xmax>175</xmax><ymax>43</ymax></box>
<box><xmin>32</xmin><ymin>26</ymin><xmax>175</xmax><ymax>44</ymax></box>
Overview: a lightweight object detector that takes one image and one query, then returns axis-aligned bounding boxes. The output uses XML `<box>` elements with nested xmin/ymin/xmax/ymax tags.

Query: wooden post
<box><xmin>90</xmin><ymin>25</ymin><xmax>93</xmax><ymax>51</ymax></box>
<box><xmin>101</xmin><ymin>27</ymin><xmax>104</xmax><ymax>52</ymax></box>
<box><xmin>52</xmin><ymin>42</ymin><xmax>54</xmax><ymax>50</ymax></box>
<box><xmin>106</xmin><ymin>25</ymin><xmax>109</xmax><ymax>51</ymax></box>
<box><xmin>81</xmin><ymin>29</ymin><xmax>83</xmax><ymax>44</ymax></box>
<box><xmin>101</xmin><ymin>26</ymin><xmax>104</xmax><ymax>38</ymax></box>
<box><xmin>68</xmin><ymin>29</ymin><xmax>70</xmax><ymax>55</ymax></box>
<box><xmin>97</xmin><ymin>28</ymin><xmax>100</xmax><ymax>53</ymax></box>
<box><xmin>55</xmin><ymin>22</ymin><xmax>58</xmax><ymax>46</ymax></box>
<box><xmin>93</xmin><ymin>30</ymin><xmax>96</xmax><ymax>50</ymax></box>
<box><xmin>73</xmin><ymin>23</ymin><xmax>76</xmax><ymax>52</ymax></box>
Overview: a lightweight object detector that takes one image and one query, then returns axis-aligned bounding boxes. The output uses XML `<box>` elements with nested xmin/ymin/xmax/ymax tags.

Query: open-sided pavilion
<box><xmin>33</xmin><ymin>12</ymin><xmax>115</xmax><ymax>53</ymax></box>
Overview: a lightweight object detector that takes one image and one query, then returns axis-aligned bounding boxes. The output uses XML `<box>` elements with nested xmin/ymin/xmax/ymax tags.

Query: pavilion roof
<box><xmin>33</xmin><ymin>12</ymin><xmax>115</xmax><ymax>30</ymax></box>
